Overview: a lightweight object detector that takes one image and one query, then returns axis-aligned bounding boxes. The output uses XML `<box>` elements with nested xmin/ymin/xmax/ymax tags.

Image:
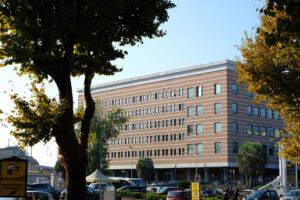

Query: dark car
<box><xmin>202</xmin><ymin>189</ymin><xmax>214</xmax><ymax>197</ymax></box>
<box><xmin>167</xmin><ymin>190</ymin><xmax>191</xmax><ymax>200</ymax></box>
<box><xmin>245</xmin><ymin>190</ymin><xmax>279</xmax><ymax>200</ymax></box>
<box><xmin>27</xmin><ymin>183</ymin><xmax>61</xmax><ymax>200</ymax></box>
<box><xmin>116</xmin><ymin>185</ymin><xmax>146</xmax><ymax>193</ymax></box>
<box><xmin>59</xmin><ymin>186</ymin><xmax>99</xmax><ymax>200</ymax></box>
<box><xmin>280</xmin><ymin>190</ymin><xmax>300</xmax><ymax>200</ymax></box>
<box><xmin>157</xmin><ymin>187</ymin><xmax>184</xmax><ymax>195</ymax></box>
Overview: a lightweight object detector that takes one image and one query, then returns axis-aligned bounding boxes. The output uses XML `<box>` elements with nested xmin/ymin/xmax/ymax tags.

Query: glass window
<box><xmin>187</xmin><ymin>106</ymin><xmax>194</xmax><ymax>117</ymax></box>
<box><xmin>196</xmin><ymin>105</ymin><xmax>202</xmax><ymax>116</ymax></box>
<box><xmin>248</xmin><ymin>124</ymin><xmax>253</xmax><ymax>135</ymax></box>
<box><xmin>215</xmin><ymin>142</ymin><xmax>221</xmax><ymax>153</ymax></box>
<box><xmin>196</xmin><ymin>143</ymin><xmax>202</xmax><ymax>154</ymax></box>
<box><xmin>247</xmin><ymin>91</ymin><xmax>252</xmax><ymax>98</ymax></box>
<box><xmin>275</xmin><ymin>128</ymin><xmax>281</xmax><ymax>138</ymax></box>
<box><xmin>247</xmin><ymin>105</ymin><xmax>252</xmax><ymax>116</ymax></box>
<box><xmin>232</xmin><ymin>122</ymin><xmax>238</xmax><ymax>134</ymax></box>
<box><xmin>254</xmin><ymin>125</ymin><xmax>260</xmax><ymax>136</ymax></box>
<box><xmin>261</xmin><ymin>126</ymin><xmax>267</xmax><ymax>136</ymax></box>
<box><xmin>268</xmin><ymin>127</ymin><xmax>274</xmax><ymax>137</ymax></box>
<box><xmin>254</xmin><ymin>107</ymin><xmax>259</xmax><ymax>117</ymax></box>
<box><xmin>232</xmin><ymin>103</ymin><xmax>237</xmax><ymax>114</ymax></box>
<box><xmin>187</xmin><ymin>87</ymin><xmax>194</xmax><ymax>98</ymax></box>
<box><xmin>187</xmin><ymin>125</ymin><xmax>193</xmax><ymax>136</ymax></box>
<box><xmin>261</xmin><ymin>108</ymin><xmax>266</xmax><ymax>118</ymax></box>
<box><xmin>196</xmin><ymin>124</ymin><xmax>203</xmax><ymax>135</ymax></box>
<box><xmin>232</xmin><ymin>142</ymin><xmax>238</xmax><ymax>153</ymax></box>
<box><xmin>196</xmin><ymin>86</ymin><xmax>203</xmax><ymax>97</ymax></box>
<box><xmin>187</xmin><ymin>144</ymin><xmax>193</xmax><ymax>155</ymax></box>
<box><xmin>215</xmin><ymin>122</ymin><xmax>221</xmax><ymax>134</ymax></box>
<box><xmin>269</xmin><ymin>145</ymin><xmax>274</xmax><ymax>156</ymax></box>
<box><xmin>268</xmin><ymin>109</ymin><xmax>273</xmax><ymax>119</ymax></box>
<box><xmin>274</xmin><ymin>111</ymin><xmax>279</xmax><ymax>120</ymax></box>
<box><xmin>232</xmin><ymin>83</ymin><xmax>238</xmax><ymax>95</ymax></box>
<box><xmin>214</xmin><ymin>103</ymin><xmax>221</xmax><ymax>114</ymax></box>
<box><xmin>214</xmin><ymin>83</ymin><xmax>221</xmax><ymax>94</ymax></box>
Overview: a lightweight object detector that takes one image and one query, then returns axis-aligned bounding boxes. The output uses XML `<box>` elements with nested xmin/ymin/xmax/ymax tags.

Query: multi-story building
<box><xmin>78</xmin><ymin>60</ymin><xmax>283</xmax><ymax>184</ymax></box>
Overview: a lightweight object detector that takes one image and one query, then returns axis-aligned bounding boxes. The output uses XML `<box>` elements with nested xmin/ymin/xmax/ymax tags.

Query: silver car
<box><xmin>280</xmin><ymin>190</ymin><xmax>300</xmax><ymax>200</ymax></box>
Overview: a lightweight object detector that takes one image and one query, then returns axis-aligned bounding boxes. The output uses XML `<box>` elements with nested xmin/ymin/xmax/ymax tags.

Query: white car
<box><xmin>26</xmin><ymin>190</ymin><xmax>55</xmax><ymax>200</ymax></box>
<box><xmin>280</xmin><ymin>190</ymin><xmax>300</xmax><ymax>200</ymax></box>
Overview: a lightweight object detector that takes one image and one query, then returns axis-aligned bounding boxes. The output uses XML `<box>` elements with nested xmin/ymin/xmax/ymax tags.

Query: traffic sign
<box><xmin>192</xmin><ymin>182</ymin><xmax>200</xmax><ymax>200</ymax></box>
<box><xmin>0</xmin><ymin>157</ymin><xmax>27</xmax><ymax>197</ymax></box>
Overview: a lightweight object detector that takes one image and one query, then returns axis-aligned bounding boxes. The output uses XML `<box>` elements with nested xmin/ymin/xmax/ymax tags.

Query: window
<box><xmin>215</xmin><ymin>122</ymin><xmax>221</xmax><ymax>134</ymax></box>
<box><xmin>196</xmin><ymin>124</ymin><xmax>203</xmax><ymax>135</ymax></box>
<box><xmin>196</xmin><ymin>143</ymin><xmax>202</xmax><ymax>154</ymax></box>
<box><xmin>261</xmin><ymin>126</ymin><xmax>267</xmax><ymax>136</ymax></box>
<box><xmin>196</xmin><ymin>105</ymin><xmax>202</xmax><ymax>116</ymax></box>
<box><xmin>187</xmin><ymin>106</ymin><xmax>194</xmax><ymax>117</ymax></box>
<box><xmin>179</xmin><ymin>88</ymin><xmax>185</xmax><ymax>96</ymax></box>
<box><xmin>275</xmin><ymin>128</ymin><xmax>281</xmax><ymax>138</ymax></box>
<box><xmin>232</xmin><ymin>122</ymin><xmax>238</xmax><ymax>134</ymax></box>
<box><xmin>163</xmin><ymin>91</ymin><xmax>168</xmax><ymax>98</ymax></box>
<box><xmin>179</xmin><ymin>103</ymin><xmax>185</xmax><ymax>111</ymax></box>
<box><xmin>248</xmin><ymin>124</ymin><xmax>253</xmax><ymax>135</ymax></box>
<box><xmin>215</xmin><ymin>142</ymin><xmax>221</xmax><ymax>153</ymax></box>
<box><xmin>179</xmin><ymin>133</ymin><xmax>184</xmax><ymax>140</ymax></box>
<box><xmin>179</xmin><ymin>118</ymin><xmax>185</xmax><ymax>126</ymax></box>
<box><xmin>261</xmin><ymin>108</ymin><xmax>266</xmax><ymax>118</ymax></box>
<box><xmin>147</xmin><ymin>94</ymin><xmax>152</xmax><ymax>101</ymax></box>
<box><xmin>274</xmin><ymin>111</ymin><xmax>279</xmax><ymax>120</ymax></box>
<box><xmin>254</xmin><ymin>107</ymin><xmax>259</xmax><ymax>117</ymax></box>
<box><xmin>196</xmin><ymin>86</ymin><xmax>203</xmax><ymax>97</ymax></box>
<box><xmin>247</xmin><ymin>105</ymin><xmax>252</xmax><ymax>116</ymax></box>
<box><xmin>214</xmin><ymin>83</ymin><xmax>221</xmax><ymax>94</ymax></box>
<box><xmin>247</xmin><ymin>91</ymin><xmax>252</xmax><ymax>98</ymax></box>
<box><xmin>268</xmin><ymin>109</ymin><xmax>273</xmax><ymax>119</ymax></box>
<box><xmin>269</xmin><ymin>145</ymin><xmax>274</xmax><ymax>156</ymax></box>
<box><xmin>268</xmin><ymin>127</ymin><xmax>274</xmax><ymax>137</ymax></box>
<box><xmin>187</xmin><ymin>87</ymin><xmax>194</xmax><ymax>98</ymax></box>
<box><xmin>254</xmin><ymin>125</ymin><xmax>260</xmax><ymax>135</ymax></box>
<box><xmin>232</xmin><ymin>142</ymin><xmax>238</xmax><ymax>153</ymax></box>
<box><xmin>232</xmin><ymin>83</ymin><xmax>238</xmax><ymax>95</ymax></box>
<box><xmin>187</xmin><ymin>144</ymin><xmax>193</xmax><ymax>155</ymax></box>
<box><xmin>187</xmin><ymin>125</ymin><xmax>193</xmax><ymax>136</ymax></box>
<box><xmin>147</xmin><ymin>108</ymin><xmax>152</xmax><ymax>115</ymax></box>
<box><xmin>232</xmin><ymin>103</ymin><xmax>237</xmax><ymax>114</ymax></box>
<box><xmin>178</xmin><ymin>147</ymin><xmax>185</xmax><ymax>155</ymax></box>
<box><xmin>214</xmin><ymin>103</ymin><xmax>221</xmax><ymax>114</ymax></box>
<box><xmin>155</xmin><ymin>106</ymin><xmax>160</xmax><ymax>114</ymax></box>
<box><xmin>155</xmin><ymin>92</ymin><xmax>160</xmax><ymax>100</ymax></box>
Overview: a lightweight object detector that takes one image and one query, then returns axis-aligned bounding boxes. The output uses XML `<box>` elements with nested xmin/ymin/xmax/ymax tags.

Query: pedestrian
<box><xmin>222</xmin><ymin>188</ymin><xmax>231</xmax><ymax>200</ymax></box>
<box><xmin>232</xmin><ymin>188</ymin><xmax>241</xmax><ymax>200</ymax></box>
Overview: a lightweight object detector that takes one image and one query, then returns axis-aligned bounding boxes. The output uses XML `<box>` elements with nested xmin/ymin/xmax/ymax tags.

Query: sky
<box><xmin>0</xmin><ymin>0</ymin><xmax>264</xmax><ymax>167</ymax></box>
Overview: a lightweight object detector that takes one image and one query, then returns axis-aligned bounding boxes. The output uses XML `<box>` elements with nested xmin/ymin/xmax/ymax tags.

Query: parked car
<box><xmin>116</xmin><ymin>185</ymin><xmax>146</xmax><ymax>193</ymax></box>
<box><xmin>157</xmin><ymin>187</ymin><xmax>184</xmax><ymax>195</ymax></box>
<box><xmin>202</xmin><ymin>189</ymin><xmax>214</xmax><ymax>197</ymax></box>
<box><xmin>27</xmin><ymin>183</ymin><xmax>61</xmax><ymax>200</ymax></box>
<box><xmin>167</xmin><ymin>190</ymin><xmax>191</xmax><ymax>200</ymax></box>
<box><xmin>245</xmin><ymin>190</ymin><xmax>279</xmax><ymax>200</ymax></box>
<box><xmin>26</xmin><ymin>190</ymin><xmax>55</xmax><ymax>200</ymax></box>
<box><xmin>280</xmin><ymin>190</ymin><xmax>300</xmax><ymax>200</ymax></box>
<box><xmin>89</xmin><ymin>182</ymin><xmax>113</xmax><ymax>192</ymax></box>
<box><xmin>59</xmin><ymin>186</ymin><xmax>99</xmax><ymax>200</ymax></box>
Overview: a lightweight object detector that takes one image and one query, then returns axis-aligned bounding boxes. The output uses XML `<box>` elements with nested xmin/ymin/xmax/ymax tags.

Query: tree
<box><xmin>87</xmin><ymin>103</ymin><xmax>128</xmax><ymax>175</ymax></box>
<box><xmin>136</xmin><ymin>157</ymin><xmax>155</xmax><ymax>183</ymax></box>
<box><xmin>237</xmin><ymin>141</ymin><xmax>268</xmax><ymax>188</ymax></box>
<box><xmin>236</xmin><ymin>0</ymin><xmax>300</xmax><ymax>163</ymax></box>
<box><xmin>0</xmin><ymin>1</ymin><xmax>175</xmax><ymax>199</ymax></box>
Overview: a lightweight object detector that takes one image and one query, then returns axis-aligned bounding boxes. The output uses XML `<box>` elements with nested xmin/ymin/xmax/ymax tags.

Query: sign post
<box><xmin>192</xmin><ymin>182</ymin><xmax>200</xmax><ymax>200</ymax></box>
<box><xmin>0</xmin><ymin>156</ymin><xmax>27</xmax><ymax>197</ymax></box>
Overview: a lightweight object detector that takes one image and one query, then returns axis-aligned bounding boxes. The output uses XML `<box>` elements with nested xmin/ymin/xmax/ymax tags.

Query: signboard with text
<box><xmin>192</xmin><ymin>182</ymin><xmax>200</xmax><ymax>200</ymax></box>
<box><xmin>0</xmin><ymin>157</ymin><xmax>27</xmax><ymax>197</ymax></box>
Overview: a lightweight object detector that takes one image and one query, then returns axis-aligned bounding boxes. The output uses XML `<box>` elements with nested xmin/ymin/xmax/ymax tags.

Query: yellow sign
<box><xmin>192</xmin><ymin>182</ymin><xmax>200</xmax><ymax>200</ymax></box>
<box><xmin>0</xmin><ymin>157</ymin><xmax>27</xmax><ymax>197</ymax></box>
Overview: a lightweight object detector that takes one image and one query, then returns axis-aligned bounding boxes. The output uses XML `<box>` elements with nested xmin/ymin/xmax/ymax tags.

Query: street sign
<box><xmin>192</xmin><ymin>182</ymin><xmax>200</xmax><ymax>200</ymax></box>
<box><xmin>58</xmin><ymin>171</ymin><xmax>62</xmax><ymax>178</ymax></box>
<box><xmin>0</xmin><ymin>157</ymin><xmax>27</xmax><ymax>197</ymax></box>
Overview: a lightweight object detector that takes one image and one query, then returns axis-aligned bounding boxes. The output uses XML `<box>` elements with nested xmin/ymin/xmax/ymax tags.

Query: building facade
<box><xmin>78</xmin><ymin>60</ymin><xmax>283</xmax><ymax>184</ymax></box>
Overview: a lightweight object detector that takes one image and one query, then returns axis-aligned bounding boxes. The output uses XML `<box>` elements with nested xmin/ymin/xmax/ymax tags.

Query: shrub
<box><xmin>144</xmin><ymin>192</ymin><xmax>166</xmax><ymax>200</ymax></box>
<box><xmin>177</xmin><ymin>180</ymin><xmax>191</xmax><ymax>189</ymax></box>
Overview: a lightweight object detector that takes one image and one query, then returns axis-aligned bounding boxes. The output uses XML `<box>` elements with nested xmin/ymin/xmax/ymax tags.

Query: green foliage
<box><xmin>54</xmin><ymin>159</ymin><xmax>66</xmax><ymax>181</ymax></box>
<box><xmin>144</xmin><ymin>192</ymin><xmax>166</xmax><ymax>200</ymax></box>
<box><xmin>136</xmin><ymin>157</ymin><xmax>155</xmax><ymax>182</ymax></box>
<box><xmin>237</xmin><ymin>141</ymin><xmax>268</xmax><ymax>187</ymax></box>
<box><xmin>86</xmin><ymin>101</ymin><xmax>128</xmax><ymax>175</ymax></box>
<box><xmin>236</xmin><ymin>0</ymin><xmax>300</xmax><ymax>163</ymax></box>
<box><xmin>177</xmin><ymin>180</ymin><xmax>191</xmax><ymax>189</ymax></box>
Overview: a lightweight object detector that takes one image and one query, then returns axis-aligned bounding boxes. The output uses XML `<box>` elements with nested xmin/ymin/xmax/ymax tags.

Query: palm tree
<box><xmin>237</xmin><ymin>141</ymin><xmax>268</xmax><ymax>188</ymax></box>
